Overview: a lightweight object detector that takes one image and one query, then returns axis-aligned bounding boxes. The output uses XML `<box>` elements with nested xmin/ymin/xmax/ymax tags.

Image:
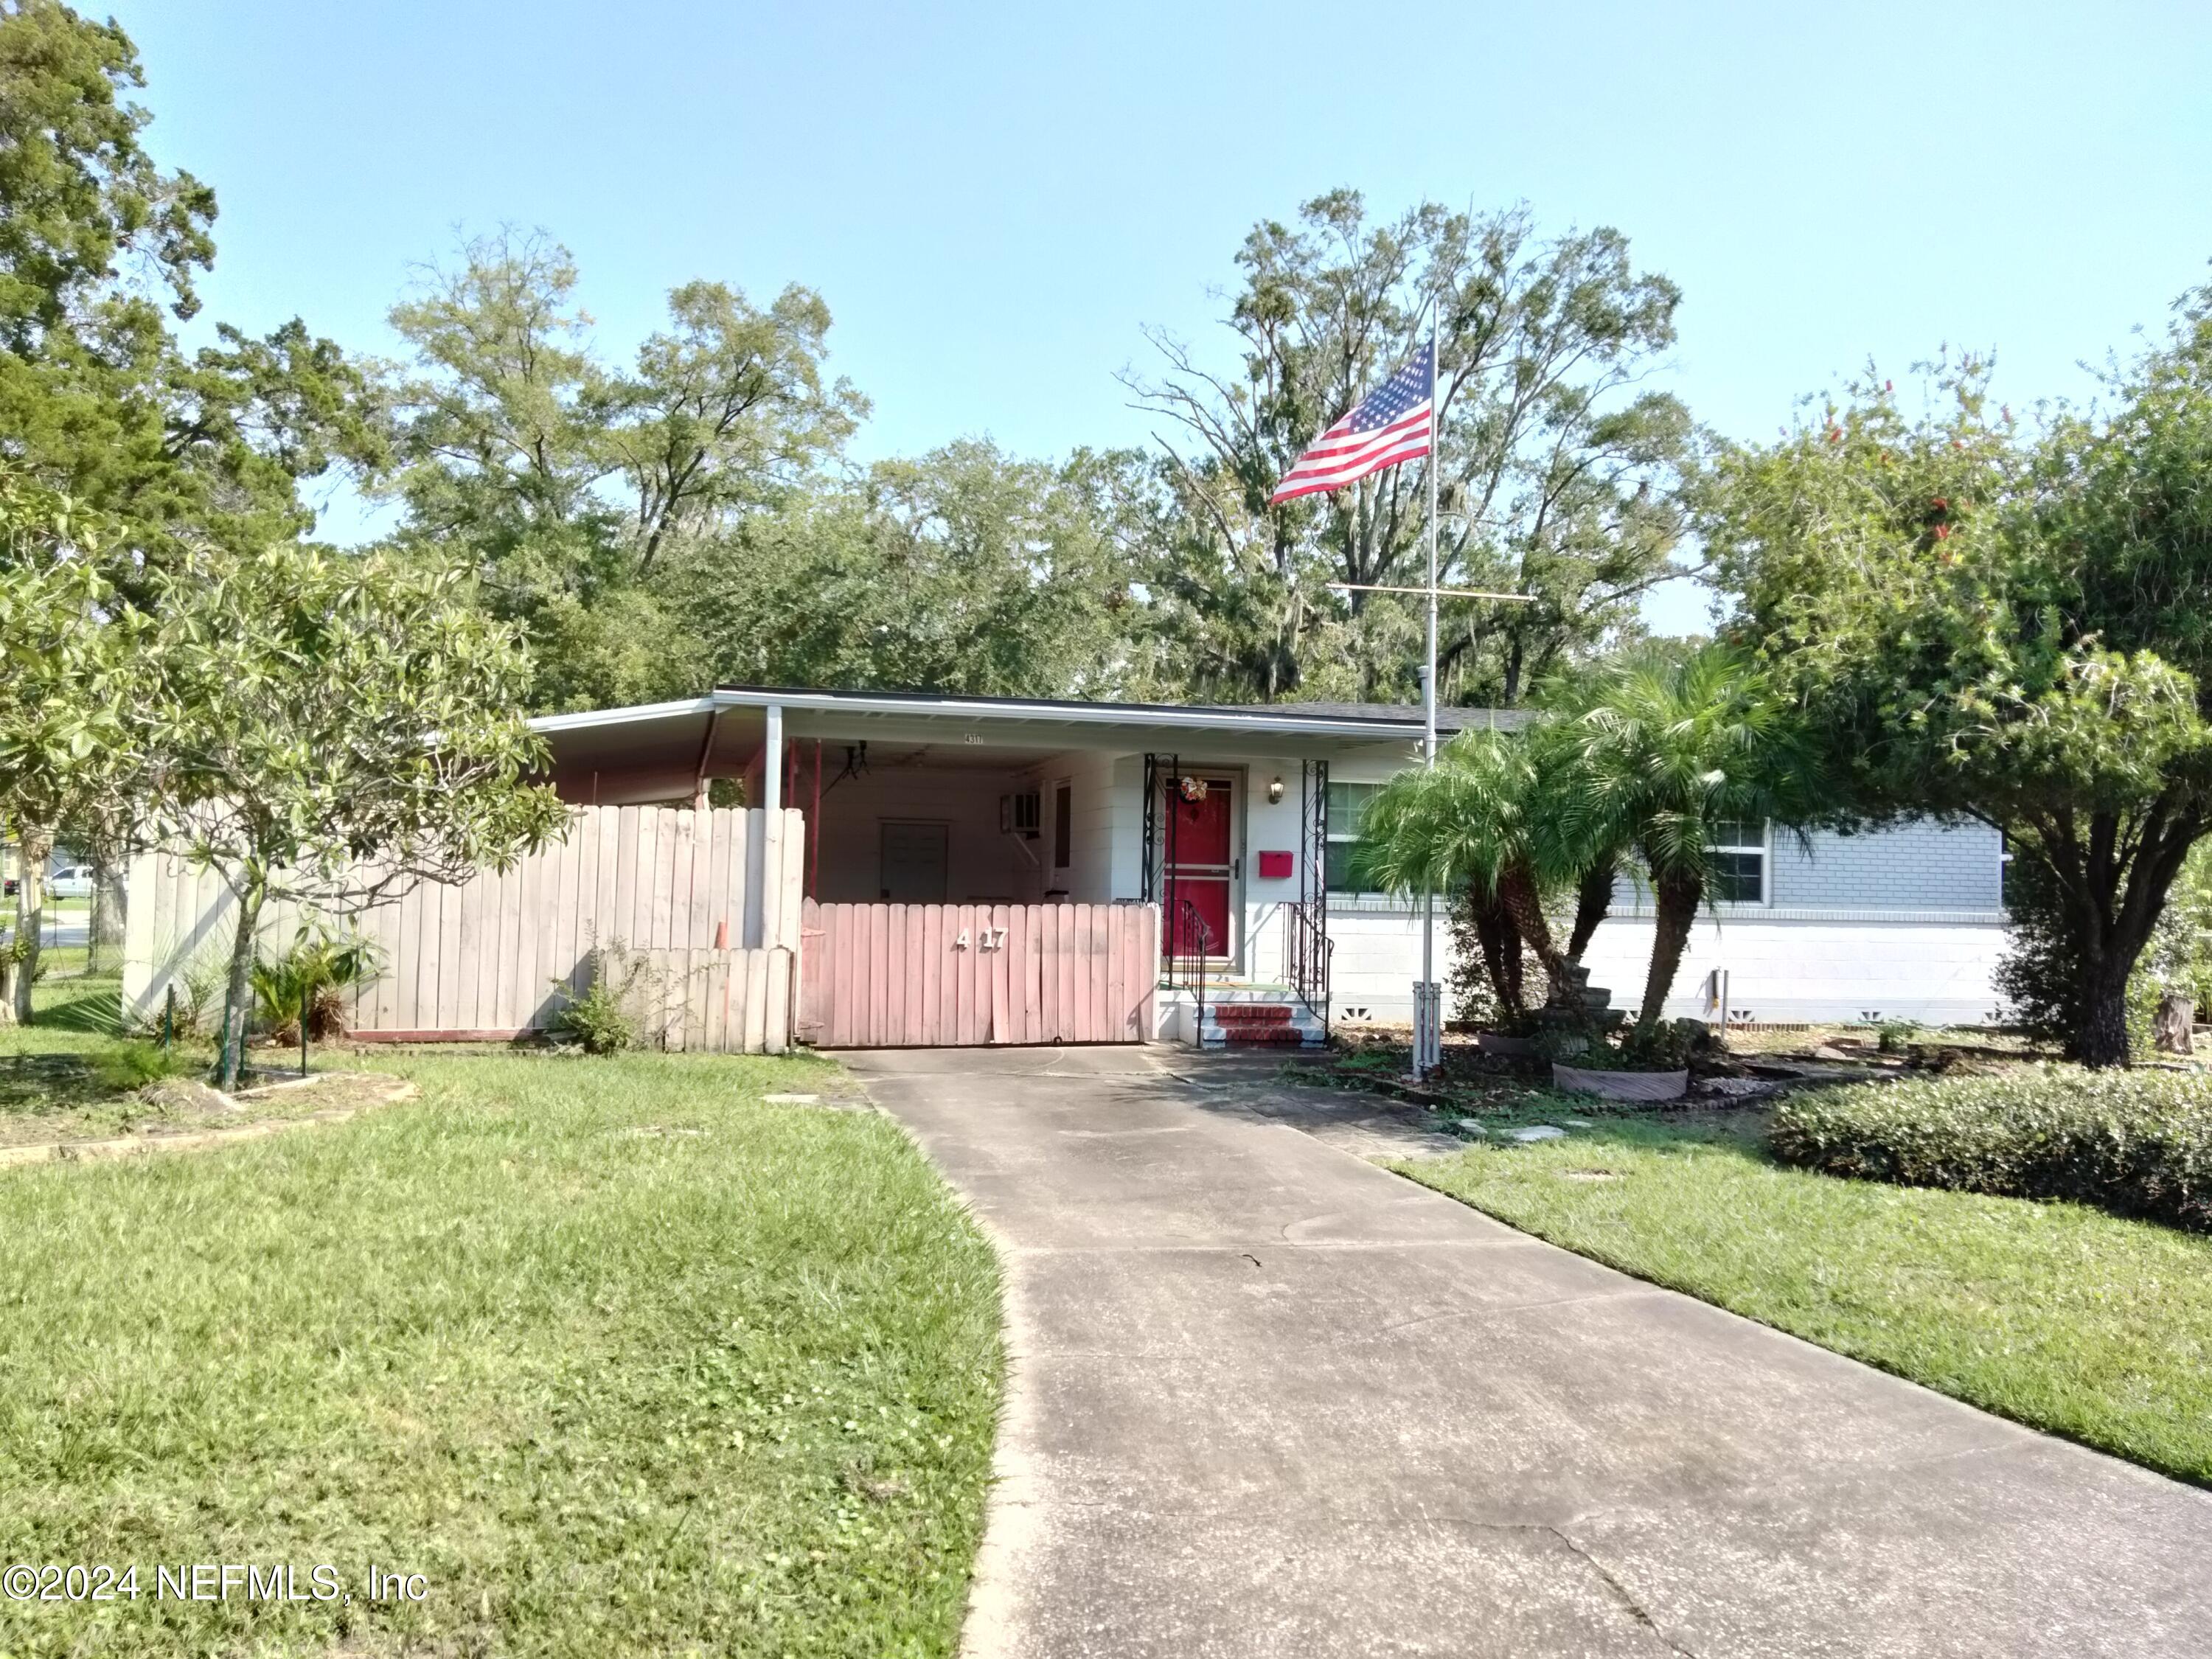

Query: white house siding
<box><xmin>1326</xmin><ymin>905</ymin><xmax>1461</xmax><ymax>1023</ymax></box>
<box><xmin>1585</xmin><ymin>821</ymin><xmax>2009</xmax><ymax>1023</ymax></box>
<box><xmin>1575</xmin><ymin>919</ymin><xmax>2003</xmax><ymax>1026</ymax></box>
<box><xmin>1015</xmin><ymin>750</ymin><xmax>1133</xmax><ymax>905</ymax></box>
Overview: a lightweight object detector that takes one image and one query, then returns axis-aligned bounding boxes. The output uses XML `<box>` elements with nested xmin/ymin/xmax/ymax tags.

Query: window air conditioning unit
<box><xmin>1001</xmin><ymin>790</ymin><xmax>1042</xmax><ymax>838</ymax></box>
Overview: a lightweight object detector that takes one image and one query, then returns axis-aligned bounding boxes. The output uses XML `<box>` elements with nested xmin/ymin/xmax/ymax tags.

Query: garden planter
<box><xmin>1551</xmin><ymin>1062</ymin><xmax>1689</xmax><ymax>1102</ymax></box>
<box><xmin>1477</xmin><ymin>1031</ymin><xmax>1539</xmax><ymax>1057</ymax></box>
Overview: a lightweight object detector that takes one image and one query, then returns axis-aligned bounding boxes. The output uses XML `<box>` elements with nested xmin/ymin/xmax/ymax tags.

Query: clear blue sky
<box><xmin>122</xmin><ymin>0</ymin><xmax>2212</xmax><ymax>633</ymax></box>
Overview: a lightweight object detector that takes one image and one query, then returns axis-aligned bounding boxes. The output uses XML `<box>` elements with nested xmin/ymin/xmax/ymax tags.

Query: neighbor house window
<box><xmin>1053</xmin><ymin>780</ymin><xmax>1072</xmax><ymax>869</ymax></box>
<box><xmin>1326</xmin><ymin>781</ymin><xmax>1385</xmax><ymax>894</ymax></box>
<box><xmin>1708</xmin><ymin>819</ymin><xmax>1767</xmax><ymax>903</ymax></box>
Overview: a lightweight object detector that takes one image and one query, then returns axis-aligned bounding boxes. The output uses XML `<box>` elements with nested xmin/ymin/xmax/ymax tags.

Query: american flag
<box><xmin>1268</xmin><ymin>350</ymin><xmax>1434</xmax><ymax>503</ymax></box>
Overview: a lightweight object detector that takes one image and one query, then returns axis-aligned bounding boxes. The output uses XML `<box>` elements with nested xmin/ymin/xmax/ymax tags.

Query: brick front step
<box><xmin>1211</xmin><ymin>1004</ymin><xmax>1295</xmax><ymax>1026</ymax></box>
<box><xmin>1195</xmin><ymin>998</ymin><xmax>1327</xmax><ymax>1049</ymax></box>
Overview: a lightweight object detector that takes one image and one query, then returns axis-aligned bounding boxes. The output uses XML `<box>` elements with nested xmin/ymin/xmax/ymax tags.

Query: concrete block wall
<box><xmin>1329</xmin><ymin>908</ymin><xmax>1461</xmax><ymax>1023</ymax></box>
<box><xmin>1578</xmin><ymin>918</ymin><xmax>2008</xmax><ymax>1026</ymax></box>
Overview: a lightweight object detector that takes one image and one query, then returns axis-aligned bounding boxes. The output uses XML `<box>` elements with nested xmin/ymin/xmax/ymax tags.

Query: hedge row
<box><xmin>1767</xmin><ymin>1065</ymin><xmax>2212</xmax><ymax>1233</ymax></box>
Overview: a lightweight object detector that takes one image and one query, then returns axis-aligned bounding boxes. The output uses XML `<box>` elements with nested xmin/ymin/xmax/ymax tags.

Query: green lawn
<box><xmin>1398</xmin><ymin>1110</ymin><xmax>2212</xmax><ymax>1486</ymax></box>
<box><xmin>0</xmin><ymin>1042</ymin><xmax>1004</xmax><ymax>1657</ymax></box>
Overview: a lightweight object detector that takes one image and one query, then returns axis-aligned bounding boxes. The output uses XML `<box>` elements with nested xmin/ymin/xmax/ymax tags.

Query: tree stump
<box><xmin>2154</xmin><ymin>992</ymin><xmax>2196</xmax><ymax>1055</ymax></box>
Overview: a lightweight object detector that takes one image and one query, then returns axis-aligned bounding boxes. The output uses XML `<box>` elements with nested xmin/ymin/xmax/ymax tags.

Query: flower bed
<box><xmin>1769</xmin><ymin>1064</ymin><xmax>2212</xmax><ymax>1232</ymax></box>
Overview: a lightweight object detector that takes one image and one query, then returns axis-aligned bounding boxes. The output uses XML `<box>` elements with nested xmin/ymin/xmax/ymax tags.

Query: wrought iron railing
<box><xmin>1285</xmin><ymin>897</ymin><xmax>1333</xmax><ymax>1035</ymax></box>
<box><xmin>1167</xmin><ymin>896</ymin><xmax>1214</xmax><ymax>1040</ymax></box>
<box><xmin>1290</xmin><ymin>756</ymin><xmax>1332</xmax><ymax>1038</ymax></box>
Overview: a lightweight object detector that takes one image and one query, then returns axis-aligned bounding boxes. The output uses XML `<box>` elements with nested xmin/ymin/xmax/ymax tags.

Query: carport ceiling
<box><xmin>821</xmin><ymin>740</ymin><xmax>1069</xmax><ymax>769</ymax></box>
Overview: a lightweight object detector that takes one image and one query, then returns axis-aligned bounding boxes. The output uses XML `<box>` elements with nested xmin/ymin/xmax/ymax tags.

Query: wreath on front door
<box><xmin>1177</xmin><ymin>775</ymin><xmax>1208</xmax><ymax>802</ymax></box>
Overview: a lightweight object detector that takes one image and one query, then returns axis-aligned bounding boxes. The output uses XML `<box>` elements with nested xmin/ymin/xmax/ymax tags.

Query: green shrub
<box><xmin>1536</xmin><ymin>1017</ymin><xmax>1706</xmax><ymax>1071</ymax></box>
<box><xmin>251</xmin><ymin>928</ymin><xmax>382</xmax><ymax>1043</ymax></box>
<box><xmin>1770</xmin><ymin>1065</ymin><xmax>2212</xmax><ymax>1232</ymax></box>
<box><xmin>1875</xmin><ymin>1018</ymin><xmax>1924</xmax><ymax>1054</ymax></box>
<box><xmin>548</xmin><ymin>947</ymin><xmax>641</xmax><ymax>1056</ymax></box>
<box><xmin>549</xmin><ymin>980</ymin><xmax>637</xmax><ymax>1055</ymax></box>
<box><xmin>88</xmin><ymin>1040</ymin><xmax>192</xmax><ymax>1093</ymax></box>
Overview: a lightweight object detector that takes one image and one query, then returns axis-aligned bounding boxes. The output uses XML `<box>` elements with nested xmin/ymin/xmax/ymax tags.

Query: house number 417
<box><xmin>955</xmin><ymin>928</ymin><xmax>1007</xmax><ymax>952</ymax></box>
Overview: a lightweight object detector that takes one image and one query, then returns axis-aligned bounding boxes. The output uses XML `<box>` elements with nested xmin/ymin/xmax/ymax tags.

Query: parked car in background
<box><xmin>47</xmin><ymin>867</ymin><xmax>95</xmax><ymax>900</ymax></box>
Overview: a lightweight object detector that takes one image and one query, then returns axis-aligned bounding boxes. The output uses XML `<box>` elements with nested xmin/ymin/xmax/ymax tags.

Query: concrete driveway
<box><xmin>846</xmin><ymin>1046</ymin><xmax>2212</xmax><ymax>1659</ymax></box>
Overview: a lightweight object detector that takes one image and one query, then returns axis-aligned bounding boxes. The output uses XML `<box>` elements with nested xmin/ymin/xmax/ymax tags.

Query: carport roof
<box><xmin>535</xmin><ymin>685</ymin><xmax>1528</xmax><ymax>741</ymax></box>
<box><xmin>529</xmin><ymin>687</ymin><xmax>1530</xmax><ymax>804</ymax></box>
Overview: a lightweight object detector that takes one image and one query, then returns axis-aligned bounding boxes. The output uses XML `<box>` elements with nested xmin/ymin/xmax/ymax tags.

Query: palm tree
<box><xmin>1556</xmin><ymin>646</ymin><xmax>1823</xmax><ymax>1037</ymax></box>
<box><xmin>1354</xmin><ymin>730</ymin><xmax>1584</xmax><ymax>1018</ymax></box>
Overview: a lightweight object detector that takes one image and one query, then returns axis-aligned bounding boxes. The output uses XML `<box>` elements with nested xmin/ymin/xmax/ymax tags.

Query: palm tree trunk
<box><xmin>1496</xmin><ymin>860</ymin><xmax>1570</xmax><ymax>1002</ymax></box>
<box><xmin>1467</xmin><ymin>885</ymin><xmax>1525</xmax><ymax>1020</ymax></box>
<box><xmin>1637</xmin><ymin>867</ymin><xmax>1703</xmax><ymax>1034</ymax></box>
<box><xmin>1566</xmin><ymin>858</ymin><xmax>1614</xmax><ymax>963</ymax></box>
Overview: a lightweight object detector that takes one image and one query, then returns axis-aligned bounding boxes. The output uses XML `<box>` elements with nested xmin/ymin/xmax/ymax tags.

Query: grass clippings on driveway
<box><xmin>1397</xmin><ymin>1109</ymin><xmax>2212</xmax><ymax>1486</ymax></box>
<box><xmin>0</xmin><ymin>1047</ymin><xmax>1003</xmax><ymax>1658</ymax></box>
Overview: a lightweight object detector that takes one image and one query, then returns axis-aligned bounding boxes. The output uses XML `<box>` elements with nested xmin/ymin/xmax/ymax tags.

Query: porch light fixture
<box><xmin>1267</xmin><ymin>776</ymin><xmax>1285</xmax><ymax>804</ymax></box>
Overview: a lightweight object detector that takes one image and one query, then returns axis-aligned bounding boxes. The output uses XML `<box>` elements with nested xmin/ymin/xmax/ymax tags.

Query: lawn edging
<box><xmin>0</xmin><ymin>1071</ymin><xmax>420</xmax><ymax>1166</ymax></box>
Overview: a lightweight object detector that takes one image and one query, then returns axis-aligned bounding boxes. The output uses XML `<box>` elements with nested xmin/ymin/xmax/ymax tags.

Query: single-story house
<box><xmin>529</xmin><ymin>686</ymin><xmax>2011</xmax><ymax>1043</ymax></box>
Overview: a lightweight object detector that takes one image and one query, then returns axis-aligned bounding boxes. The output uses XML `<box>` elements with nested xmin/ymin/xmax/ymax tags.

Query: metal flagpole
<box><xmin>1416</xmin><ymin>297</ymin><xmax>1441</xmax><ymax>1081</ymax></box>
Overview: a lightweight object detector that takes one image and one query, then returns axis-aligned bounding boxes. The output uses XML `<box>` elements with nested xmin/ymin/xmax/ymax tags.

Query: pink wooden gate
<box><xmin>797</xmin><ymin>900</ymin><xmax>1158</xmax><ymax>1047</ymax></box>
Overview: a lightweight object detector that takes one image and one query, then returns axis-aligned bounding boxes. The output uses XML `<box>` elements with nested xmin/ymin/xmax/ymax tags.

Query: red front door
<box><xmin>1162</xmin><ymin>776</ymin><xmax>1233</xmax><ymax>961</ymax></box>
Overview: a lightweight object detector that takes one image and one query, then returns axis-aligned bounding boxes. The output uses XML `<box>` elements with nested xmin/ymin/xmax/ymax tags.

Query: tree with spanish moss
<box><xmin>1122</xmin><ymin>189</ymin><xmax>1701</xmax><ymax>706</ymax></box>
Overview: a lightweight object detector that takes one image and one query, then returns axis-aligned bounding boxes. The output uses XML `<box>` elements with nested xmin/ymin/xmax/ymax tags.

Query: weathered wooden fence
<box><xmin>121</xmin><ymin>806</ymin><xmax>804</xmax><ymax>1052</ymax></box>
<box><xmin>797</xmin><ymin>900</ymin><xmax>1157</xmax><ymax>1047</ymax></box>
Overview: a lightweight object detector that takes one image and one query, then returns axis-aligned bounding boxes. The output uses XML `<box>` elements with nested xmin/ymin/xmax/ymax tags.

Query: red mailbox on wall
<box><xmin>1256</xmin><ymin>850</ymin><xmax>1295</xmax><ymax>880</ymax></box>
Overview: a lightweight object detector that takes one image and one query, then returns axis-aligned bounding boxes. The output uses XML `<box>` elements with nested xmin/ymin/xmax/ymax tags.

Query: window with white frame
<box><xmin>1707</xmin><ymin>818</ymin><xmax>1767</xmax><ymax>903</ymax></box>
<box><xmin>1325</xmin><ymin>781</ymin><xmax>1385</xmax><ymax>894</ymax></box>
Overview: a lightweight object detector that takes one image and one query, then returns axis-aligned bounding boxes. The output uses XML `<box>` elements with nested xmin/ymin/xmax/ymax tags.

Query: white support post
<box><xmin>762</xmin><ymin>704</ymin><xmax>783</xmax><ymax>815</ymax></box>
<box><xmin>754</xmin><ymin>705</ymin><xmax>785</xmax><ymax>956</ymax></box>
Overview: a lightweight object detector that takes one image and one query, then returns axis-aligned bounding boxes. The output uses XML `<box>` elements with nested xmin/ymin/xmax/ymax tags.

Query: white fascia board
<box><xmin>705</xmin><ymin>687</ymin><xmax>1430</xmax><ymax>742</ymax></box>
<box><xmin>529</xmin><ymin>698</ymin><xmax>718</xmax><ymax>734</ymax></box>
